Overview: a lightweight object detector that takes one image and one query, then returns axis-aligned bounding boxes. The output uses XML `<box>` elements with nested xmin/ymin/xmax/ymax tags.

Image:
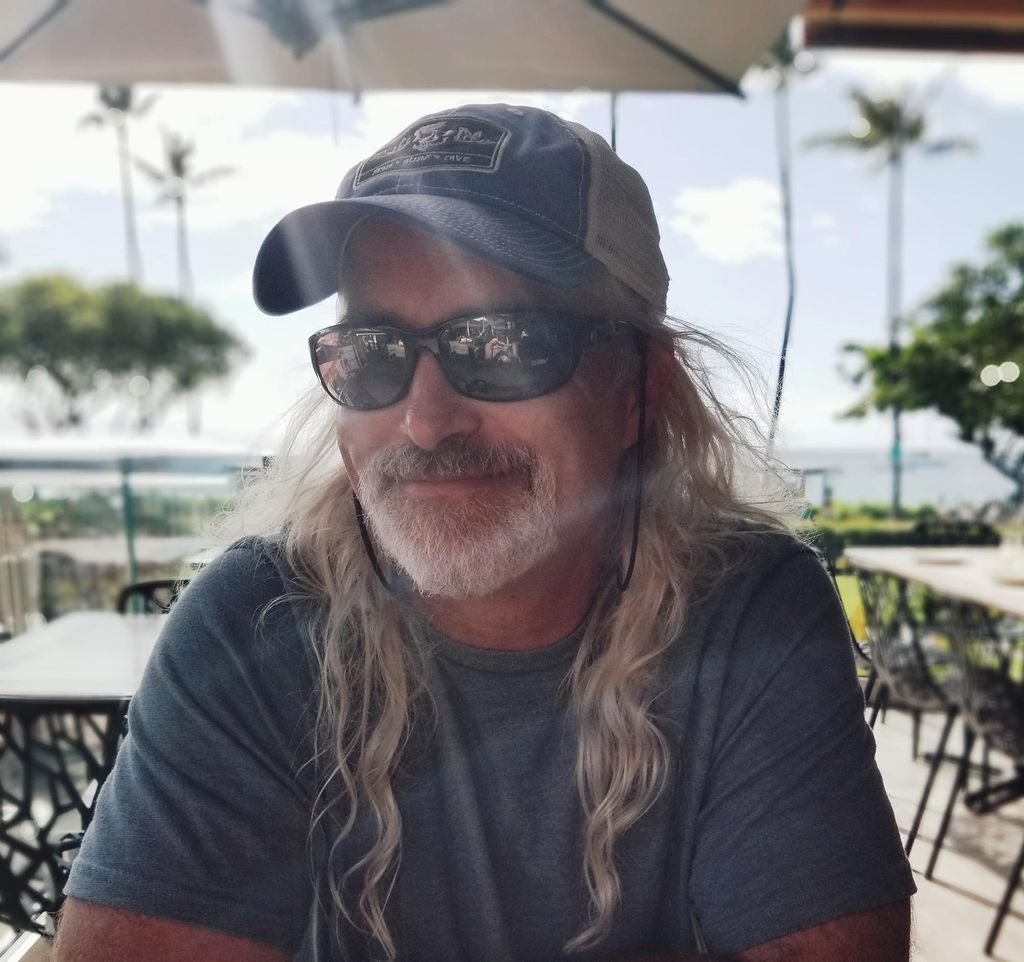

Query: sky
<box><xmin>2</xmin><ymin>43</ymin><xmax>1024</xmax><ymax>468</ymax></box>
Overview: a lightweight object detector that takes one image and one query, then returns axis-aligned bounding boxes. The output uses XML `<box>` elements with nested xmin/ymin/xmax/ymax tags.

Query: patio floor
<box><xmin>873</xmin><ymin>706</ymin><xmax>1024</xmax><ymax>962</ymax></box>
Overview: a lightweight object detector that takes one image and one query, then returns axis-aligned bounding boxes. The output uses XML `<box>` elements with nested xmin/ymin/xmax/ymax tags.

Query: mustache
<box><xmin>359</xmin><ymin>439</ymin><xmax>540</xmax><ymax>492</ymax></box>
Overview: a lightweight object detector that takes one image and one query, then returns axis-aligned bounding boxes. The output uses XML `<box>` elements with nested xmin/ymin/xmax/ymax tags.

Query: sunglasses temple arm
<box><xmin>617</xmin><ymin>346</ymin><xmax>647</xmax><ymax>594</ymax></box>
<box><xmin>353</xmin><ymin>492</ymin><xmax>392</xmax><ymax>591</ymax></box>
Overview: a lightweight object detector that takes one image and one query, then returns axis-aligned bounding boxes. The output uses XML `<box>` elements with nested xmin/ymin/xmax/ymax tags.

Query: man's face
<box><xmin>335</xmin><ymin>218</ymin><xmax>637</xmax><ymax>599</ymax></box>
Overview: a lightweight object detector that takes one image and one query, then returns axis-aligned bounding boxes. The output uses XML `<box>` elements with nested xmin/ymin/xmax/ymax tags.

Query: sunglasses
<box><xmin>309</xmin><ymin>310</ymin><xmax>631</xmax><ymax>411</ymax></box>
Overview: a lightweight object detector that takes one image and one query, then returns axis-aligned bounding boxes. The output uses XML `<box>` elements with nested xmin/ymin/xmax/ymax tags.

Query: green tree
<box><xmin>807</xmin><ymin>87</ymin><xmax>972</xmax><ymax>514</ymax></box>
<box><xmin>843</xmin><ymin>224</ymin><xmax>1024</xmax><ymax>504</ymax></box>
<box><xmin>756</xmin><ymin>30</ymin><xmax>814</xmax><ymax>451</ymax></box>
<box><xmin>134</xmin><ymin>129</ymin><xmax>233</xmax><ymax>300</ymax></box>
<box><xmin>79</xmin><ymin>85</ymin><xmax>158</xmax><ymax>285</ymax></box>
<box><xmin>0</xmin><ymin>274</ymin><xmax>248</xmax><ymax>432</ymax></box>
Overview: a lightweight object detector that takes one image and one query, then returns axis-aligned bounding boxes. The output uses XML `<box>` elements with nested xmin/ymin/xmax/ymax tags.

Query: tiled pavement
<box><xmin>873</xmin><ymin>707</ymin><xmax>1024</xmax><ymax>962</ymax></box>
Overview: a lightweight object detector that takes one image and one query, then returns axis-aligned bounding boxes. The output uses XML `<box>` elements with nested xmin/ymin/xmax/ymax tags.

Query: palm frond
<box><xmin>160</xmin><ymin>129</ymin><xmax>195</xmax><ymax>178</ymax></box>
<box><xmin>133</xmin><ymin>92</ymin><xmax>160</xmax><ymax>117</ymax></box>
<box><xmin>190</xmin><ymin>165</ymin><xmax>235</xmax><ymax>188</ymax></box>
<box><xmin>923</xmin><ymin>136</ymin><xmax>975</xmax><ymax>155</ymax></box>
<box><xmin>132</xmin><ymin>155</ymin><xmax>167</xmax><ymax>184</ymax></box>
<box><xmin>98</xmin><ymin>84</ymin><xmax>131</xmax><ymax>113</ymax></box>
<box><xmin>803</xmin><ymin>131</ymin><xmax>871</xmax><ymax>152</ymax></box>
<box><xmin>848</xmin><ymin>87</ymin><xmax>878</xmax><ymax>115</ymax></box>
<box><xmin>758</xmin><ymin>29</ymin><xmax>795</xmax><ymax>73</ymax></box>
<box><xmin>78</xmin><ymin>111</ymin><xmax>105</xmax><ymax>129</ymax></box>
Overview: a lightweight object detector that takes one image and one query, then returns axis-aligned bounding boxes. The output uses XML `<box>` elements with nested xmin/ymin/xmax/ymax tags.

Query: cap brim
<box><xmin>252</xmin><ymin>195</ymin><xmax>602</xmax><ymax>316</ymax></box>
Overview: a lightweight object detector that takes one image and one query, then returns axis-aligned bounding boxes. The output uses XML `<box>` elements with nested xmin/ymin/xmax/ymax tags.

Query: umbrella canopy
<box><xmin>0</xmin><ymin>436</ymin><xmax>266</xmax><ymax>581</ymax></box>
<box><xmin>0</xmin><ymin>0</ymin><xmax>804</xmax><ymax>95</ymax></box>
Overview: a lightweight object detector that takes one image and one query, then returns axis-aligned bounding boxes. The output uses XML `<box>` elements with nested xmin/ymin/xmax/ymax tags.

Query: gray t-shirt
<box><xmin>66</xmin><ymin>534</ymin><xmax>915</xmax><ymax>960</ymax></box>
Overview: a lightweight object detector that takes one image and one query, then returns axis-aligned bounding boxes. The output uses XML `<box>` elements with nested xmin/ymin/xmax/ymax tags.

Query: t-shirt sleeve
<box><xmin>687</xmin><ymin>549</ymin><xmax>915</xmax><ymax>955</ymax></box>
<box><xmin>64</xmin><ymin>542</ymin><xmax>317</xmax><ymax>954</ymax></box>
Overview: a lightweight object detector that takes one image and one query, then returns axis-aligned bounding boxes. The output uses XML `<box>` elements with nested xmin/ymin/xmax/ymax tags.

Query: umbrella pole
<box><xmin>120</xmin><ymin>461</ymin><xmax>138</xmax><ymax>586</ymax></box>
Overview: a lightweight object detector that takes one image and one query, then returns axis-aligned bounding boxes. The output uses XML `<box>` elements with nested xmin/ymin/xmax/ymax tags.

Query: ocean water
<box><xmin>777</xmin><ymin>448</ymin><xmax>1018</xmax><ymax>510</ymax></box>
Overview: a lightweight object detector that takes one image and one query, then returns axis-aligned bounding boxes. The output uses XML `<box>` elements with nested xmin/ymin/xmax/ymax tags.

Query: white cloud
<box><xmin>958</xmin><ymin>59</ymin><xmax>1024</xmax><ymax>108</ymax></box>
<box><xmin>818</xmin><ymin>50</ymin><xmax>953</xmax><ymax>91</ymax></box>
<box><xmin>807</xmin><ymin>211</ymin><xmax>841</xmax><ymax>249</ymax></box>
<box><xmin>0</xmin><ymin>82</ymin><xmax>305</xmax><ymax>234</ymax></box>
<box><xmin>1</xmin><ymin>83</ymin><xmax>118</xmax><ymax>232</ymax></box>
<box><xmin>670</xmin><ymin>178</ymin><xmax>782</xmax><ymax>263</ymax></box>
<box><xmin>820</xmin><ymin>51</ymin><xmax>1024</xmax><ymax>109</ymax></box>
<box><xmin>0</xmin><ymin>83</ymin><xmax>608</xmax><ymax>240</ymax></box>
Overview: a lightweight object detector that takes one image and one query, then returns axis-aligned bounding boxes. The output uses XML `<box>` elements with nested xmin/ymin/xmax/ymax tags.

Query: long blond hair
<box><xmin>218</xmin><ymin>279</ymin><xmax>793</xmax><ymax>956</ymax></box>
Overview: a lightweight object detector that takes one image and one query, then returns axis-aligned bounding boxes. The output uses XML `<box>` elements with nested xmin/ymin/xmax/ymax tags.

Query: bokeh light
<box><xmin>999</xmin><ymin>361</ymin><xmax>1020</xmax><ymax>383</ymax></box>
<box><xmin>11</xmin><ymin>482</ymin><xmax>35</xmax><ymax>503</ymax></box>
<box><xmin>980</xmin><ymin>364</ymin><xmax>1001</xmax><ymax>387</ymax></box>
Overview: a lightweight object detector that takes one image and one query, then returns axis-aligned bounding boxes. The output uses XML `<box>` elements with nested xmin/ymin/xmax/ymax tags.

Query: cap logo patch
<box><xmin>354</xmin><ymin>116</ymin><xmax>509</xmax><ymax>185</ymax></box>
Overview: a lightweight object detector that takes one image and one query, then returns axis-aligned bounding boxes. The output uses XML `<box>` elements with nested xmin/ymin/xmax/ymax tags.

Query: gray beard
<box><xmin>356</xmin><ymin>439</ymin><xmax>559</xmax><ymax>599</ymax></box>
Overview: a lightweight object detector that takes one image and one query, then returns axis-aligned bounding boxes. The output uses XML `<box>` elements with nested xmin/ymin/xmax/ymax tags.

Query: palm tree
<box><xmin>134</xmin><ymin>129</ymin><xmax>233</xmax><ymax>301</ymax></box>
<box><xmin>79</xmin><ymin>85</ymin><xmax>158</xmax><ymax>285</ymax></box>
<box><xmin>757</xmin><ymin>30</ymin><xmax>814</xmax><ymax>453</ymax></box>
<box><xmin>806</xmin><ymin>87</ymin><xmax>972</xmax><ymax>515</ymax></box>
<box><xmin>135</xmin><ymin>130</ymin><xmax>233</xmax><ymax>433</ymax></box>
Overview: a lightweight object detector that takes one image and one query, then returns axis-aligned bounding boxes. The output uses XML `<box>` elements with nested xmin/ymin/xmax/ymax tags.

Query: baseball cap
<box><xmin>253</xmin><ymin>103</ymin><xmax>670</xmax><ymax>316</ymax></box>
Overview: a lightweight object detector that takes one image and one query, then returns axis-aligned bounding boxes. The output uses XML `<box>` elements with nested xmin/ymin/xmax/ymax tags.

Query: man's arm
<box><xmin>604</xmin><ymin>900</ymin><xmax>912</xmax><ymax>962</ymax></box>
<box><xmin>736</xmin><ymin>900</ymin><xmax>910</xmax><ymax>962</ymax></box>
<box><xmin>60</xmin><ymin>546</ymin><xmax>314</xmax><ymax>954</ymax></box>
<box><xmin>53</xmin><ymin>898</ymin><xmax>291</xmax><ymax>962</ymax></box>
<box><xmin>58</xmin><ymin>898</ymin><xmax>909</xmax><ymax>962</ymax></box>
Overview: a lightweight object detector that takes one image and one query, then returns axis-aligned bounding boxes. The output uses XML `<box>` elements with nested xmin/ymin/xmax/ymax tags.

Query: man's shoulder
<box><xmin>187</xmin><ymin>535</ymin><xmax>294</xmax><ymax>604</ymax></box>
<box><xmin>160</xmin><ymin>534</ymin><xmax>307</xmax><ymax>670</ymax></box>
<box><xmin>692</xmin><ymin>526</ymin><xmax>824</xmax><ymax>611</ymax></box>
<box><xmin>677</xmin><ymin>525</ymin><xmax>840</xmax><ymax>669</ymax></box>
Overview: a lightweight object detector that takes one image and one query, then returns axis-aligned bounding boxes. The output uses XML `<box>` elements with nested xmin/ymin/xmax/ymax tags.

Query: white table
<box><xmin>844</xmin><ymin>546</ymin><xmax>1024</xmax><ymax>619</ymax></box>
<box><xmin>0</xmin><ymin>611</ymin><xmax>165</xmax><ymax>702</ymax></box>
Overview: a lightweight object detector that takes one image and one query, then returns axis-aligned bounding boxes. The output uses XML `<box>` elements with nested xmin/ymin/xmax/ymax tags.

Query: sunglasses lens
<box><xmin>313</xmin><ymin>313</ymin><xmax>592</xmax><ymax>409</ymax></box>
<box><xmin>440</xmin><ymin>316</ymin><xmax>576</xmax><ymax>401</ymax></box>
<box><xmin>315</xmin><ymin>329</ymin><xmax>409</xmax><ymax>409</ymax></box>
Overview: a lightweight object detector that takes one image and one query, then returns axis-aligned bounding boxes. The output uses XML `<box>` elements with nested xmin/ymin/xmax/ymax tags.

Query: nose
<box><xmin>400</xmin><ymin>350</ymin><xmax>482</xmax><ymax>450</ymax></box>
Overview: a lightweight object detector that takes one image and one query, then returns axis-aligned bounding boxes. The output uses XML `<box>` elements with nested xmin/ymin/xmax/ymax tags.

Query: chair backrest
<box><xmin>856</xmin><ymin>570</ymin><xmax>954</xmax><ymax>711</ymax></box>
<box><xmin>940</xmin><ymin>601</ymin><xmax>1024</xmax><ymax>763</ymax></box>
<box><xmin>115</xmin><ymin>579</ymin><xmax>189</xmax><ymax>615</ymax></box>
<box><xmin>0</xmin><ymin>698</ymin><xmax>129</xmax><ymax>934</ymax></box>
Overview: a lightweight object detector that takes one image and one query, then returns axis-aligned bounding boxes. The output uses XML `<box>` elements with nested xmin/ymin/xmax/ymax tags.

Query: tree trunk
<box><xmin>886</xmin><ymin>148</ymin><xmax>905</xmax><ymax>517</ymax></box>
<box><xmin>176</xmin><ymin>193</ymin><xmax>193</xmax><ymax>301</ymax></box>
<box><xmin>116</xmin><ymin>119</ymin><xmax>143</xmax><ymax>285</ymax></box>
<box><xmin>768</xmin><ymin>74</ymin><xmax>796</xmax><ymax>454</ymax></box>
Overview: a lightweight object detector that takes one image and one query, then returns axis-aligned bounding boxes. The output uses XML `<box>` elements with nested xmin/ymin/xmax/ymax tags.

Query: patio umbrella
<box><xmin>0</xmin><ymin>0</ymin><xmax>804</xmax><ymax>96</ymax></box>
<box><xmin>0</xmin><ymin>436</ymin><xmax>266</xmax><ymax>582</ymax></box>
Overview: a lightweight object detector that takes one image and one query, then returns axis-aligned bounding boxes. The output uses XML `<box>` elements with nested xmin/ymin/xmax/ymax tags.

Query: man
<box><xmin>56</xmin><ymin>104</ymin><xmax>914</xmax><ymax>961</ymax></box>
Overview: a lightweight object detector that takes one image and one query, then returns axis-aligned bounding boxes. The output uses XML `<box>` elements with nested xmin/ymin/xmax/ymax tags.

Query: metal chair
<box><xmin>924</xmin><ymin>599</ymin><xmax>1024</xmax><ymax>957</ymax></box>
<box><xmin>115</xmin><ymin>579</ymin><xmax>189</xmax><ymax>615</ymax></box>
<box><xmin>856</xmin><ymin>570</ymin><xmax>965</xmax><ymax>856</ymax></box>
<box><xmin>0</xmin><ymin>698</ymin><xmax>129</xmax><ymax>934</ymax></box>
